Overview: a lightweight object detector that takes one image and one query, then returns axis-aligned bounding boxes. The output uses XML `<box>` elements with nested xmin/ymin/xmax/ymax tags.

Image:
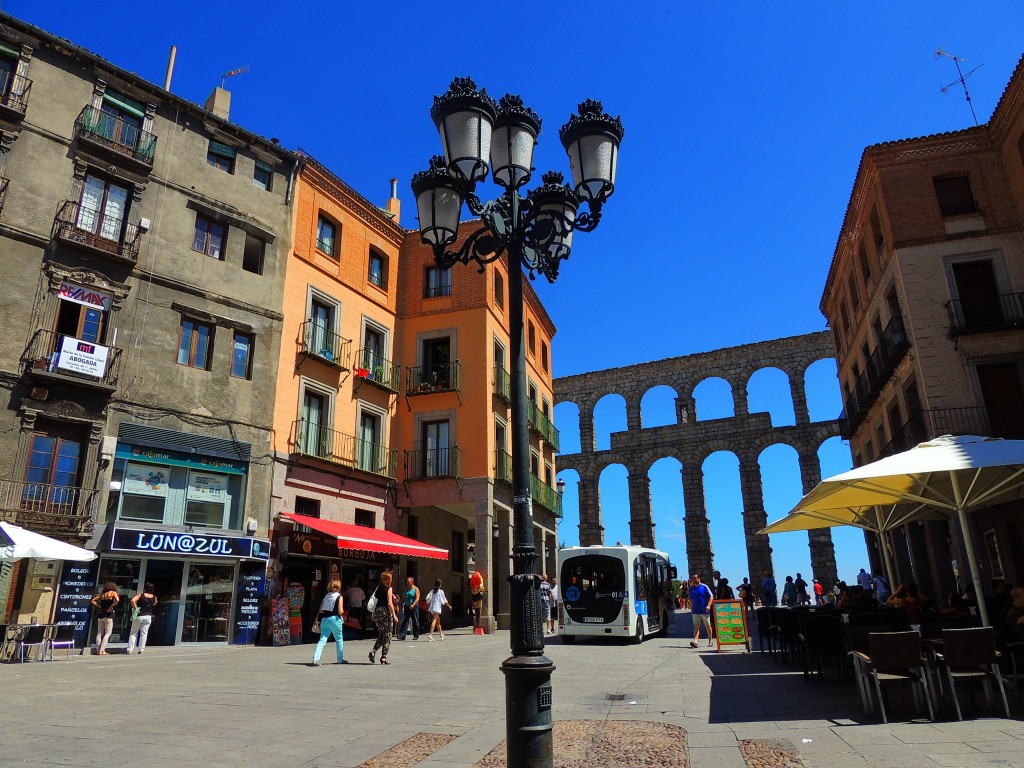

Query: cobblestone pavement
<box><xmin>2</xmin><ymin>616</ymin><xmax>1023</xmax><ymax>767</ymax></box>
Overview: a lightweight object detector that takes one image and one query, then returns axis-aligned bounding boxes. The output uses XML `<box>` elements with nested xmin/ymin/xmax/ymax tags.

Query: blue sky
<box><xmin>12</xmin><ymin>2</ymin><xmax>1023</xmax><ymax>585</ymax></box>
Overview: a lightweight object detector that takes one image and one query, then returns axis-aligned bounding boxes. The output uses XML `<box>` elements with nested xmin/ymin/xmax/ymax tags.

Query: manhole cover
<box><xmin>605</xmin><ymin>693</ymin><xmax>627</xmax><ymax>701</ymax></box>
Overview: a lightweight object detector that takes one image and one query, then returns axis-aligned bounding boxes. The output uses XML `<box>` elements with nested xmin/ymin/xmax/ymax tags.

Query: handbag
<box><xmin>365</xmin><ymin>588</ymin><xmax>379</xmax><ymax>614</ymax></box>
<box><xmin>311</xmin><ymin>618</ymin><xmax>321</xmax><ymax>634</ymax></box>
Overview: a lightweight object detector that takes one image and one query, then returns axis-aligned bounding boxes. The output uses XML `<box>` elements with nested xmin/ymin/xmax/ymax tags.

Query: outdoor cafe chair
<box><xmin>771</xmin><ymin>610</ymin><xmax>803</xmax><ymax>663</ymax></box>
<box><xmin>937</xmin><ymin>627</ymin><xmax>1010</xmax><ymax>720</ymax></box>
<box><xmin>47</xmin><ymin>623</ymin><xmax>76</xmax><ymax>661</ymax></box>
<box><xmin>1005</xmin><ymin>642</ymin><xmax>1024</xmax><ymax>701</ymax></box>
<box><xmin>851</xmin><ymin>631</ymin><xmax>935</xmax><ymax>723</ymax></box>
<box><xmin>754</xmin><ymin>608</ymin><xmax>778</xmax><ymax>656</ymax></box>
<box><xmin>16</xmin><ymin>624</ymin><xmax>48</xmax><ymax>662</ymax></box>
<box><xmin>799</xmin><ymin>614</ymin><xmax>847</xmax><ymax>681</ymax></box>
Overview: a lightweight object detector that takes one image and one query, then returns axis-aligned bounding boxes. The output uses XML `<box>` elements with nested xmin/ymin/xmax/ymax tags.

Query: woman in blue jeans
<box><xmin>310</xmin><ymin>578</ymin><xmax>345</xmax><ymax>666</ymax></box>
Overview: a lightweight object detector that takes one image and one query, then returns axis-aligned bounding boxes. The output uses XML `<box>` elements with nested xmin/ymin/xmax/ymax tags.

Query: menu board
<box><xmin>712</xmin><ymin>599</ymin><xmax>750</xmax><ymax>651</ymax></box>
<box><xmin>53</xmin><ymin>559</ymin><xmax>101</xmax><ymax>651</ymax></box>
<box><xmin>231</xmin><ymin>561</ymin><xmax>265</xmax><ymax>645</ymax></box>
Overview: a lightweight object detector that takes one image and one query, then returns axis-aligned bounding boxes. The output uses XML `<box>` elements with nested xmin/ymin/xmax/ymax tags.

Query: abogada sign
<box><xmin>56</xmin><ymin>336</ymin><xmax>109</xmax><ymax>377</ymax></box>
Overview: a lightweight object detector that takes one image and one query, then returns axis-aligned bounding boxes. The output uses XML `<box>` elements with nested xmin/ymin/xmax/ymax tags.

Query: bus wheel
<box><xmin>561</xmin><ymin>634</ymin><xmax>576</xmax><ymax>644</ymax></box>
<box><xmin>633</xmin><ymin>618</ymin><xmax>644</xmax><ymax>644</ymax></box>
<box><xmin>658</xmin><ymin>611</ymin><xmax>669</xmax><ymax>637</ymax></box>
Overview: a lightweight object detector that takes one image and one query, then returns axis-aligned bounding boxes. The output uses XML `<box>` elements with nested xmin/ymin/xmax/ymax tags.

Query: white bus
<box><xmin>557</xmin><ymin>545</ymin><xmax>677</xmax><ymax>643</ymax></box>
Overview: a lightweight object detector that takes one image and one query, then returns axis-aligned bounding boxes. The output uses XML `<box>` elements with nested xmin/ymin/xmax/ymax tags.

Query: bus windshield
<box><xmin>560</xmin><ymin>554</ymin><xmax>626</xmax><ymax>623</ymax></box>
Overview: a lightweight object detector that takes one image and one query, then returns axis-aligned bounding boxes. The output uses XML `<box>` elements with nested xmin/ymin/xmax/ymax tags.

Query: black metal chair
<box><xmin>754</xmin><ymin>608</ymin><xmax>778</xmax><ymax>656</ymax></box>
<box><xmin>772</xmin><ymin>610</ymin><xmax>803</xmax><ymax>663</ymax></box>
<box><xmin>799</xmin><ymin>614</ymin><xmax>847</xmax><ymax>680</ymax></box>
<box><xmin>937</xmin><ymin>627</ymin><xmax>1010</xmax><ymax>720</ymax></box>
<box><xmin>851</xmin><ymin>631</ymin><xmax>935</xmax><ymax>723</ymax></box>
<box><xmin>16</xmin><ymin>624</ymin><xmax>48</xmax><ymax>662</ymax></box>
<box><xmin>47</xmin><ymin>623</ymin><xmax>77</xmax><ymax>661</ymax></box>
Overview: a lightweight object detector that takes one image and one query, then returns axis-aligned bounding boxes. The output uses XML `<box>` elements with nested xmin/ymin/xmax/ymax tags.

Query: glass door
<box><xmin>183</xmin><ymin>561</ymin><xmax>236</xmax><ymax>643</ymax></box>
<box><xmin>358</xmin><ymin>411</ymin><xmax>381</xmax><ymax>472</ymax></box>
<box><xmin>141</xmin><ymin>559</ymin><xmax>185</xmax><ymax>647</ymax></box>
<box><xmin>423</xmin><ymin>420</ymin><xmax>449</xmax><ymax>477</ymax></box>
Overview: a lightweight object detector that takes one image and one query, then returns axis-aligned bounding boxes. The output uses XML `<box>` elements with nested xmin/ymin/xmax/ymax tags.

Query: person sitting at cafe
<box><xmin>888</xmin><ymin>582</ymin><xmax>929</xmax><ymax>624</ymax></box>
<box><xmin>941</xmin><ymin>592</ymin><xmax>971</xmax><ymax>617</ymax></box>
<box><xmin>1005</xmin><ymin>586</ymin><xmax>1024</xmax><ymax>643</ymax></box>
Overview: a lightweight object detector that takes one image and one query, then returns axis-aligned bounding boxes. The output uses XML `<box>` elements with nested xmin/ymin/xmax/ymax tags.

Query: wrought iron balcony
<box><xmin>494</xmin><ymin>366</ymin><xmax>511</xmax><ymax>403</ymax></box>
<box><xmin>299</xmin><ymin>320</ymin><xmax>351</xmax><ymax>370</ymax></box>
<box><xmin>878</xmin><ymin>406</ymin><xmax>1024</xmax><ymax>460</ymax></box>
<box><xmin>0</xmin><ymin>74</ymin><xmax>31</xmax><ymax>116</ymax></box>
<box><xmin>531</xmin><ymin>475</ymin><xmax>563</xmax><ymax>518</ymax></box>
<box><xmin>0</xmin><ymin>479</ymin><xmax>97</xmax><ymax>523</ymax></box>
<box><xmin>946</xmin><ymin>293</ymin><xmax>1024</xmax><ymax>335</ymax></box>
<box><xmin>53</xmin><ymin>200</ymin><xmax>143</xmax><ymax>264</ymax></box>
<box><xmin>527</xmin><ymin>401</ymin><xmax>560</xmax><ymax>451</ymax></box>
<box><xmin>840</xmin><ymin>316</ymin><xmax>911</xmax><ymax>437</ymax></box>
<box><xmin>406</xmin><ymin>362</ymin><xmax>460</xmax><ymax>395</ymax></box>
<box><xmin>353</xmin><ymin>349</ymin><xmax>401</xmax><ymax>393</ymax></box>
<box><xmin>74</xmin><ymin>105</ymin><xmax>157</xmax><ymax>167</ymax></box>
<box><xmin>0</xmin><ymin>176</ymin><xmax>8</xmax><ymax>219</ymax></box>
<box><xmin>495</xmin><ymin>449</ymin><xmax>512</xmax><ymax>484</ymax></box>
<box><xmin>290</xmin><ymin>419</ymin><xmax>397</xmax><ymax>478</ymax></box>
<box><xmin>24</xmin><ymin>328</ymin><xmax>122</xmax><ymax>391</ymax></box>
<box><xmin>404</xmin><ymin>446</ymin><xmax>461</xmax><ymax>481</ymax></box>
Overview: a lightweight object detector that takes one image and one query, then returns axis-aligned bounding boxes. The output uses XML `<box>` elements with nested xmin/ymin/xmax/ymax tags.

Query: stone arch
<box><xmin>596</xmin><ymin>461</ymin><xmax>631</xmax><ymax>548</ymax></box>
<box><xmin>744</xmin><ymin>366</ymin><xmax>796</xmax><ymax>427</ymax></box>
<box><xmin>803</xmin><ymin>357</ymin><xmax>842</xmax><ymax>423</ymax></box>
<box><xmin>639</xmin><ymin>383</ymin><xmax>679</xmax><ymax>429</ymax></box>
<box><xmin>554</xmin><ymin>466</ymin><xmax>582</xmax><ymax>548</ymax></box>
<box><xmin>692</xmin><ymin>374</ymin><xmax>737</xmax><ymax>421</ymax></box>
<box><xmin>592</xmin><ymin>392</ymin><xmax>626</xmax><ymax>451</ymax></box>
<box><xmin>553</xmin><ymin>400</ymin><xmax>581</xmax><ymax>455</ymax></box>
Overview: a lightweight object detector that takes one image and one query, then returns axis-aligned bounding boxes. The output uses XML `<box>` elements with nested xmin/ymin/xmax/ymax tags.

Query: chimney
<box><xmin>385</xmin><ymin>178</ymin><xmax>400</xmax><ymax>224</ymax></box>
<box><xmin>204</xmin><ymin>87</ymin><xmax>231</xmax><ymax>120</ymax></box>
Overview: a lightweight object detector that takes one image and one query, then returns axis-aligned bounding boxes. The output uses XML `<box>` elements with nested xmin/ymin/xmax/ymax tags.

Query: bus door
<box><xmin>635</xmin><ymin>555</ymin><xmax>659</xmax><ymax>631</ymax></box>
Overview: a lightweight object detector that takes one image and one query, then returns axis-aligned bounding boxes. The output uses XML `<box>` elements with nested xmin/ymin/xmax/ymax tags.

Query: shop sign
<box><xmin>111</xmin><ymin>526</ymin><xmax>270</xmax><ymax>560</ymax></box>
<box><xmin>55</xmin><ymin>336</ymin><xmax>109</xmax><ymax>377</ymax></box>
<box><xmin>232</xmin><ymin>561</ymin><xmax>265</xmax><ymax>644</ymax></box>
<box><xmin>123</xmin><ymin>463</ymin><xmax>169</xmax><ymax>497</ymax></box>
<box><xmin>52</xmin><ymin>559</ymin><xmax>100</xmax><ymax>650</ymax></box>
<box><xmin>59</xmin><ymin>281</ymin><xmax>112</xmax><ymax>311</ymax></box>
<box><xmin>187</xmin><ymin>471</ymin><xmax>228</xmax><ymax>502</ymax></box>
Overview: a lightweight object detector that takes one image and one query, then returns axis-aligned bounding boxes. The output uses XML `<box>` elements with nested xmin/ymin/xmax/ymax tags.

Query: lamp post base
<box><xmin>501</xmin><ymin>654</ymin><xmax>556</xmax><ymax>768</ymax></box>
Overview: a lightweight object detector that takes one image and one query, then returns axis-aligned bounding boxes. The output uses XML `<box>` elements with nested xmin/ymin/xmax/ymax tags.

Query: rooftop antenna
<box><xmin>220</xmin><ymin>65</ymin><xmax>250</xmax><ymax>89</ymax></box>
<box><xmin>934</xmin><ymin>48</ymin><xmax>982</xmax><ymax>126</ymax></box>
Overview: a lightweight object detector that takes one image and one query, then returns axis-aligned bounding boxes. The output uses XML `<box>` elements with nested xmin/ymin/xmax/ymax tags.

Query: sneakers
<box><xmin>337</xmin><ymin>660</ymin><xmax>348</xmax><ymax>664</ymax></box>
<box><xmin>310</xmin><ymin>661</ymin><xmax>321</xmax><ymax>667</ymax></box>
<box><xmin>440</xmin><ymin>634</ymin><xmax>445</xmax><ymax>641</ymax></box>
<box><xmin>689</xmin><ymin>641</ymin><xmax>698</xmax><ymax>648</ymax></box>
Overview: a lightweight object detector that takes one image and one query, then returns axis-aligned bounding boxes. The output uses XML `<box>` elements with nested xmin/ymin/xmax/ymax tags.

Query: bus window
<box><xmin>561</xmin><ymin>554</ymin><xmax>627</xmax><ymax>623</ymax></box>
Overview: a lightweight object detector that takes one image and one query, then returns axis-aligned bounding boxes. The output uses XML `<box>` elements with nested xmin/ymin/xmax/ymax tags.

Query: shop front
<box><xmin>91</xmin><ymin>526</ymin><xmax>269</xmax><ymax>647</ymax></box>
<box><xmin>270</xmin><ymin>512</ymin><xmax>448</xmax><ymax>646</ymax></box>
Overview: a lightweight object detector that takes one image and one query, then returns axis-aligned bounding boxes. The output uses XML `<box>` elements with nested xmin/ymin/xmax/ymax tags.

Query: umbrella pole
<box><xmin>956</xmin><ymin>506</ymin><xmax>990</xmax><ymax>627</ymax></box>
<box><xmin>878</xmin><ymin>531</ymin><xmax>897</xmax><ymax>596</ymax></box>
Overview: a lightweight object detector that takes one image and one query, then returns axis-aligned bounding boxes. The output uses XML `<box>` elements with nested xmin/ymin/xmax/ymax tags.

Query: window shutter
<box><xmin>103</xmin><ymin>91</ymin><xmax>146</xmax><ymax>119</ymax></box>
<box><xmin>208</xmin><ymin>140</ymin><xmax>237</xmax><ymax>160</ymax></box>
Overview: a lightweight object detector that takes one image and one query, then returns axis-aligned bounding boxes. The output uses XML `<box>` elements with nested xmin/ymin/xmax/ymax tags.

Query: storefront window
<box><xmin>184</xmin><ymin>562</ymin><xmax>235</xmax><ymax>642</ymax></box>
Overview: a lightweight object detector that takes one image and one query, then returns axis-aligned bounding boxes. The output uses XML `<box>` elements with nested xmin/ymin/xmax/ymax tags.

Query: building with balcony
<box><xmin>394</xmin><ymin>222</ymin><xmax>561</xmax><ymax>631</ymax></box>
<box><xmin>0</xmin><ymin>12</ymin><xmax>295</xmax><ymax>643</ymax></box>
<box><xmin>821</xmin><ymin>55</ymin><xmax>1024</xmax><ymax>601</ymax></box>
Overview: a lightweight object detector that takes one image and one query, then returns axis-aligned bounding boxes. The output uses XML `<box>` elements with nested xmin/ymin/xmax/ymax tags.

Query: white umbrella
<box><xmin>786</xmin><ymin>434</ymin><xmax>1024</xmax><ymax>627</ymax></box>
<box><xmin>0</xmin><ymin>521</ymin><xmax>97</xmax><ymax>562</ymax></box>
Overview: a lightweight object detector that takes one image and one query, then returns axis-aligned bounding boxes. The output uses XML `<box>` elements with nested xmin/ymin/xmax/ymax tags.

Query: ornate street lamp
<box><xmin>412</xmin><ymin>77</ymin><xmax>622</xmax><ymax>768</ymax></box>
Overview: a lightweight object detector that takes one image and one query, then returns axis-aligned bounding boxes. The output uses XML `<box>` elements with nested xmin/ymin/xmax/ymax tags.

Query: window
<box><xmin>192</xmin><ymin>216</ymin><xmax>225</xmax><ymax>259</ymax></box>
<box><xmin>528</xmin><ymin>321</ymin><xmax>536</xmax><ymax>354</ymax></box>
<box><xmin>847</xmin><ymin>272</ymin><xmax>860</xmax><ymax>312</ymax></box>
<box><xmin>306</xmin><ymin>296</ymin><xmax>339</xmax><ymax>361</ymax></box>
<box><xmin>54</xmin><ymin>288</ymin><xmax>109</xmax><ymax>345</ymax></box>
<box><xmin>230</xmin><ymin>331</ymin><xmax>254</xmax><ymax>379</ymax></box>
<box><xmin>857</xmin><ymin>242</ymin><xmax>872</xmax><ymax>286</ymax></box>
<box><xmin>0</xmin><ymin>53</ymin><xmax>17</xmax><ymax>103</ymax></box>
<box><xmin>242</xmin><ymin>234</ymin><xmax>265</xmax><ymax>274</ymax></box>
<box><xmin>316</xmin><ymin>215</ymin><xmax>337</xmax><ymax>258</ymax></box>
<box><xmin>885</xmin><ymin>285</ymin><xmax>902</xmax><ymax>322</ymax></box>
<box><xmin>494</xmin><ymin>271</ymin><xmax>504</xmax><ymax>308</ymax></box>
<box><xmin>933</xmin><ymin>175</ymin><xmax>976</xmax><ymax>217</ymax></box>
<box><xmin>407</xmin><ymin>514</ymin><xmax>418</xmax><ymax>539</ymax></box>
<box><xmin>207</xmin><ymin>140</ymin><xmax>235</xmax><ymax>173</ymax></box>
<box><xmin>542</xmin><ymin>398</ymin><xmax>551</xmax><ymax>419</ymax></box>
<box><xmin>298</xmin><ymin>386</ymin><xmax>332</xmax><ymax>458</ymax></box>
<box><xmin>253</xmin><ymin>160</ymin><xmax>273</xmax><ymax>191</ymax></box>
<box><xmin>294</xmin><ymin>496</ymin><xmax>320</xmax><ymax>518</ymax></box>
<box><xmin>528</xmin><ymin>382</ymin><xmax>538</xmax><ymax>405</ymax></box>
<box><xmin>115</xmin><ymin>459</ymin><xmax>240</xmax><ymax>529</ymax></box>
<box><xmin>420</xmin><ymin>337</ymin><xmax>452</xmax><ymax>388</ymax></box>
<box><xmin>495</xmin><ymin>419</ymin><xmax>507</xmax><ymax>454</ymax></box>
<box><xmin>24</xmin><ymin>432</ymin><xmax>82</xmax><ymax>493</ymax></box>
<box><xmin>874</xmin><ymin>421</ymin><xmax>886</xmax><ymax>452</ymax></box>
<box><xmin>355</xmin><ymin>509</ymin><xmax>375</xmax><ymax>528</ymax></box>
<box><xmin>870</xmin><ymin>206</ymin><xmax>884</xmax><ymax>253</ymax></box>
<box><xmin>530</xmin><ymin>450</ymin><xmax>541</xmax><ymax>477</ymax></box>
<box><xmin>422</xmin><ymin>420</ymin><xmax>450</xmax><ymax>477</ymax></box>
<box><xmin>77</xmin><ymin>174</ymin><xmax>129</xmax><ymax>243</ymax></box>
<box><xmin>177</xmin><ymin>318</ymin><xmax>214</xmax><ymax>369</ymax></box>
<box><xmin>96</xmin><ymin>92</ymin><xmax>145</xmax><ymax>152</ymax></box>
<box><xmin>357</xmin><ymin>409</ymin><xmax>385</xmax><ymax>474</ymax></box>
<box><xmin>541</xmin><ymin>341</ymin><xmax>548</xmax><ymax>372</ymax></box>
<box><xmin>951</xmin><ymin>260</ymin><xmax>1002</xmax><ymax>331</ymax></box>
<box><xmin>368</xmin><ymin>249</ymin><xmax>387</xmax><ymax>289</ymax></box>
<box><xmin>424</xmin><ymin>265</ymin><xmax>452</xmax><ymax>298</ymax></box>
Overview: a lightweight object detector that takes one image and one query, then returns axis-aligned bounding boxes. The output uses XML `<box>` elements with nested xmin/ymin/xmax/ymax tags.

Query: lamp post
<box><xmin>412</xmin><ymin>77</ymin><xmax>622</xmax><ymax>768</ymax></box>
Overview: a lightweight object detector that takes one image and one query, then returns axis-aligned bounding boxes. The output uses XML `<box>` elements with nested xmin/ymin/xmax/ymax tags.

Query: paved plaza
<box><xmin>2</xmin><ymin>616</ymin><xmax>1023</xmax><ymax>768</ymax></box>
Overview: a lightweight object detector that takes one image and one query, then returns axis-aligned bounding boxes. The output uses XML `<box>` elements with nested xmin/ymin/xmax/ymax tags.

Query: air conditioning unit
<box><xmin>30</xmin><ymin>560</ymin><xmax>57</xmax><ymax>591</ymax></box>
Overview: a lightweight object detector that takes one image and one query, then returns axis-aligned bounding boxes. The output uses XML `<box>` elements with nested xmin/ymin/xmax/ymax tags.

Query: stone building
<box><xmin>393</xmin><ymin>222</ymin><xmax>562</xmax><ymax>631</ymax></box>
<box><xmin>0</xmin><ymin>12</ymin><xmax>296</xmax><ymax>645</ymax></box>
<box><xmin>820</xmin><ymin>55</ymin><xmax>1024</xmax><ymax>599</ymax></box>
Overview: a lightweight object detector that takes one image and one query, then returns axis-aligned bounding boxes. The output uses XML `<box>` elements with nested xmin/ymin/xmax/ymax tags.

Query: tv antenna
<box><xmin>934</xmin><ymin>48</ymin><xmax>982</xmax><ymax>126</ymax></box>
<box><xmin>220</xmin><ymin>65</ymin><xmax>250</xmax><ymax>89</ymax></box>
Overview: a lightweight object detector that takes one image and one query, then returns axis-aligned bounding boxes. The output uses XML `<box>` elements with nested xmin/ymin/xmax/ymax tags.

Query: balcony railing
<box><xmin>531</xmin><ymin>475</ymin><xmax>563</xmax><ymax>518</ymax></box>
<box><xmin>405</xmin><ymin>446</ymin><xmax>461</xmax><ymax>481</ymax></box>
<box><xmin>878</xmin><ymin>406</ymin><xmax>1024</xmax><ymax>459</ymax></box>
<box><xmin>527</xmin><ymin>401</ymin><xmax>561</xmax><ymax>451</ymax></box>
<box><xmin>299</xmin><ymin>320</ymin><xmax>351</xmax><ymax>370</ymax></box>
<box><xmin>0</xmin><ymin>479</ymin><xmax>97</xmax><ymax>522</ymax></box>
<box><xmin>0</xmin><ymin>74</ymin><xmax>31</xmax><ymax>116</ymax></box>
<box><xmin>53</xmin><ymin>200</ymin><xmax>143</xmax><ymax>264</ymax></box>
<box><xmin>840</xmin><ymin>316</ymin><xmax>911</xmax><ymax>438</ymax></box>
<box><xmin>406</xmin><ymin>362</ymin><xmax>461</xmax><ymax>395</ymax></box>
<box><xmin>494</xmin><ymin>366</ymin><xmax>511</xmax><ymax>403</ymax></box>
<box><xmin>74</xmin><ymin>105</ymin><xmax>157</xmax><ymax>166</ymax></box>
<box><xmin>353</xmin><ymin>349</ymin><xmax>401</xmax><ymax>393</ymax></box>
<box><xmin>0</xmin><ymin>176</ymin><xmax>8</xmax><ymax>219</ymax></box>
<box><xmin>24</xmin><ymin>328</ymin><xmax>122</xmax><ymax>389</ymax></box>
<box><xmin>290</xmin><ymin>419</ymin><xmax>396</xmax><ymax>478</ymax></box>
<box><xmin>946</xmin><ymin>293</ymin><xmax>1024</xmax><ymax>335</ymax></box>
<box><xmin>495</xmin><ymin>449</ymin><xmax>512</xmax><ymax>484</ymax></box>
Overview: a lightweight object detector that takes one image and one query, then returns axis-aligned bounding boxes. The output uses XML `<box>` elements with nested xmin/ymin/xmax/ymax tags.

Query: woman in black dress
<box><xmin>368</xmin><ymin>572</ymin><xmax>398</xmax><ymax>665</ymax></box>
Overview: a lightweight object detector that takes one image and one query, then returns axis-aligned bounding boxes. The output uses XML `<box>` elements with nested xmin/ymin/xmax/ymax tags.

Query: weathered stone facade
<box><xmin>554</xmin><ymin>332</ymin><xmax>841</xmax><ymax>591</ymax></box>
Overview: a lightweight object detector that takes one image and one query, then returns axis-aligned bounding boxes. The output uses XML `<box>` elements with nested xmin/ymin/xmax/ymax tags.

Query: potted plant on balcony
<box><xmin>373</xmin><ymin>365</ymin><xmax>386</xmax><ymax>383</ymax></box>
<box><xmin>431</xmin><ymin>371</ymin><xmax>444</xmax><ymax>391</ymax></box>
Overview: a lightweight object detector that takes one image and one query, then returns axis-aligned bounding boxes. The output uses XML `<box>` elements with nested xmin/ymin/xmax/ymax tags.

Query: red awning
<box><xmin>280</xmin><ymin>512</ymin><xmax>449</xmax><ymax>560</ymax></box>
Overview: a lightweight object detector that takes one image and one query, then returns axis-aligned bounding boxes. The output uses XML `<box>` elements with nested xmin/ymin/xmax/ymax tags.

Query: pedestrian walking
<box><xmin>794</xmin><ymin>573</ymin><xmax>809</xmax><ymax>605</ymax></box>
<box><xmin>813</xmin><ymin>578</ymin><xmax>823</xmax><ymax>605</ymax></box>
<box><xmin>126</xmin><ymin>582</ymin><xmax>157</xmax><ymax>654</ymax></box>
<box><xmin>549</xmin><ymin>577</ymin><xmax>560</xmax><ymax>633</ymax></box>
<box><xmin>398</xmin><ymin>576</ymin><xmax>421</xmax><ymax>640</ymax></box>
<box><xmin>425</xmin><ymin>579</ymin><xmax>452</xmax><ymax>641</ymax></box>
<box><xmin>469</xmin><ymin>571</ymin><xmax>485</xmax><ymax>631</ymax></box>
<box><xmin>737</xmin><ymin>578</ymin><xmax>754</xmax><ymax>610</ymax></box>
<box><xmin>540</xmin><ymin>575</ymin><xmax>553</xmax><ymax>634</ymax></box>
<box><xmin>872</xmin><ymin>573</ymin><xmax>890</xmax><ymax>603</ymax></box>
<box><xmin>716</xmin><ymin>577</ymin><xmax>734</xmax><ymax>600</ymax></box>
<box><xmin>368</xmin><ymin>572</ymin><xmax>398</xmax><ymax>664</ymax></box>
<box><xmin>856</xmin><ymin>568</ymin><xmax>872</xmax><ymax>592</ymax></box>
<box><xmin>310</xmin><ymin>578</ymin><xmax>345</xmax><ymax>666</ymax></box>
<box><xmin>782</xmin><ymin>575</ymin><xmax>798</xmax><ymax>607</ymax></box>
<box><xmin>688</xmin><ymin>574</ymin><xmax>714</xmax><ymax>648</ymax></box>
<box><xmin>90</xmin><ymin>581</ymin><xmax>119</xmax><ymax>655</ymax></box>
<box><xmin>761</xmin><ymin>574</ymin><xmax>777</xmax><ymax>607</ymax></box>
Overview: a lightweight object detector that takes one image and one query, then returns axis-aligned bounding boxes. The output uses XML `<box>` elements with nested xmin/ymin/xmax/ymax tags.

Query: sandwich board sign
<box><xmin>713</xmin><ymin>599</ymin><xmax>750</xmax><ymax>652</ymax></box>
